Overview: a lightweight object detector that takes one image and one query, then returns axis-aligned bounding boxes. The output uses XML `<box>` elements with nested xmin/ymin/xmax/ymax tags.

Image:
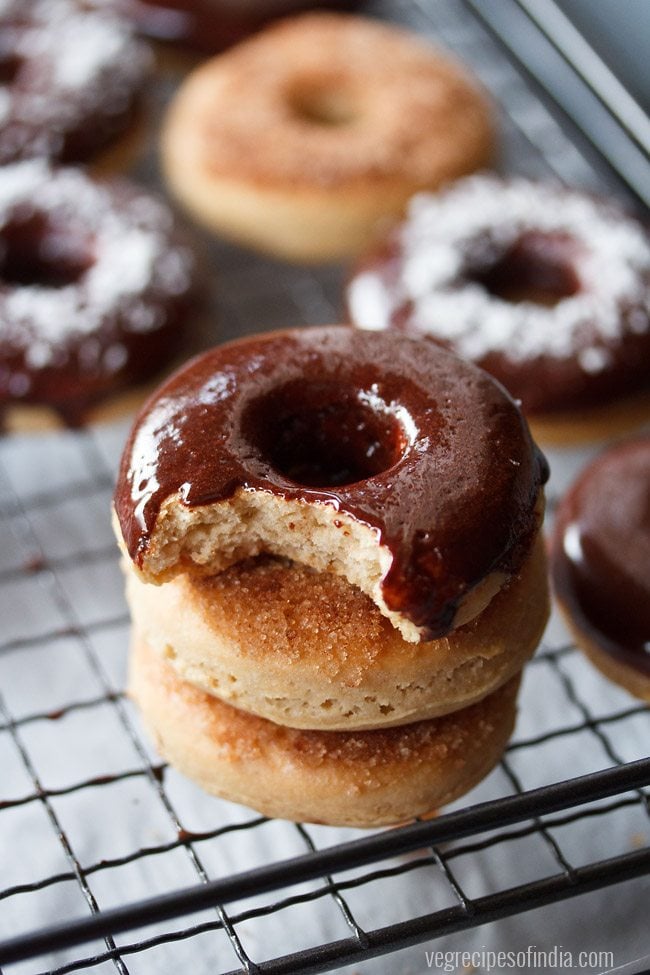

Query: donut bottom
<box><xmin>556</xmin><ymin>601</ymin><xmax>650</xmax><ymax>703</ymax></box>
<box><xmin>1</xmin><ymin>381</ymin><xmax>160</xmax><ymax>434</ymax></box>
<box><xmin>528</xmin><ymin>389</ymin><xmax>650</xmax><ymax>448</ymax></box>
<box><xmin>162</xmin><ymin>147</ymin><xmax>428</xmax><ymax>263</ymax></box>
<box><xmin>125</xmin><ymin>535</ymin><xmax>548</xmax><ymax>731</ymax></box>
<box><xmin>89</xmin><ymin>108</ymin><xmax>148</xmax><ymax>178</ymax></box>
<box><xmin>130</xmin><ymin>634</ymin><xmax>519</xmax><ymax>827</ymax></box>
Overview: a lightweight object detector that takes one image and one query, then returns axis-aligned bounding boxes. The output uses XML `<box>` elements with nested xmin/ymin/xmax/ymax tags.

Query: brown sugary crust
<box><xmin>130</xmin><ymin>634</ymin><xmax>520</xmax><ymax>827</ymax></box>
<box><xmin>161</xmin><ymin>13</ymin><xmax>493</xmax><ymax>259</ymax></box>
<box><xmin>125</xmin><ymin>534</ymin><xmax>548</xmax><ymax>730</ymax></box>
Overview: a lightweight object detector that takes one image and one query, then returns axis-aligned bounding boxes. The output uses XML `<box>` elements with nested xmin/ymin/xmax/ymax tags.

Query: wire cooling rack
<box><xmin>1</xmin><ymin>1</ymin><xmax>649</xmax><ymax>973</ymax></box>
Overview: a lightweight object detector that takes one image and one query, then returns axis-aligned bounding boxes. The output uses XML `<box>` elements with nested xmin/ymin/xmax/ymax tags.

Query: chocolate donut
<box><xmin>0</xmin><ymin>0</ymin><xmax>150</xmax><ymax>166</ymax></box>
<box><xmin>0</xmin><ymin>160</ymin><xmax>200</xmax><ymax>431</ymax></box>
<box><xmin>551</xmin><ymin>435</ymin><xmax>650</xmax><ymax>700</ymax></box>
<box><xmin>114</xmin><ymin>326</ymin><xmax>547</xmax><ymax>643</ymax></box>
<box><xmin>347</xmin><ymin>175</ymin><xmax>650</xmax><ymax>443</ymax></box>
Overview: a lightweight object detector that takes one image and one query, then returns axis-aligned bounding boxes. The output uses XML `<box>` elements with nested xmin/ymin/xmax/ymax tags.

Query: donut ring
<box><xmin>113</xmin><ymin>326</ymin><xmax>547</xmax><ymax>643</ymax></box>
<box><xmin>130</xmin><ymin>634</ymin><xmax>520</xmax><ymax>827</ymax></box>
<box><xmin>551</xmin><ymin>436</ymin><xmax>650</xmax><ymax>701</ymax></box>
<box><xmin>160</xmin><ymin>13</ymin><xmax>493</xmax><ymax>261</ymax></box>
<box><xmin>0</xmin><ymin>161</ymin><xmax>200</xmax><ymax>431</ymax></box>
<box><xmin>0</xmin><ymin>0</ymin><xmax>150</xmax><ymax>166</ymax></box>
<box><xmin>347</xmin><ymin>175</ymin><xmax>650</xmax><ymax>443</ymax></box>
<box><xmin>125</xmin><ymin>535</ymin><xmax>548</xmax><ymax>731</ymax></box>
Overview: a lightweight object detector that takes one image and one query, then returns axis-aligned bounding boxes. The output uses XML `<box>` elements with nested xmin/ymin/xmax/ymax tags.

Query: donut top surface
<box><xmin>115</xmin><ymin>326</ymin><xmax>548</xmax><ymax>638</ymax></box>
<box><xmin>179</xmin><ymin>12</ymin><xmax>492</xmax><ymax>188</ymax></box>
<box><xmin>552</xmin><ymin>436</ymin><xmax>650</xmax><ymax>675</ymax></box>
<box><xmin>0</xmin><ymin>160</ymin><xmax>198</xmax><ymax>427</ymax></box>
<box><xmin>347</xmin><ymin>175</ymin><xmax>650</xmax><ymax>415</ymax></box>
<box><xmin>0</xmin><ymin>0</ymin><xmax>150</xmax><ymax>164</ymax></box>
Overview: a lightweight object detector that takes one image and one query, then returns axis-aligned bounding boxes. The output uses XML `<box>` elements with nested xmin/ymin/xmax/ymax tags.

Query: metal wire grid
<box><xmin>0</xmin><ymin>0</ymin><xmax>649</xmax><ymax>972</ymax></box>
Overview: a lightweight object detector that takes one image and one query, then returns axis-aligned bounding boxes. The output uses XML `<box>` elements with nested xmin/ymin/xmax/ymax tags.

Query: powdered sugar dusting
<box><xmin>0</xmin><ymin>0</ymin><xmax>150</xmax><ymax>163</ymax></box>
<box><xmin>349</xmin><ymin>175</ymin><xmax>650</xmax><ymax>375</ymax></box>
<box><xmin>0</xmin><ymin>161</ymin><xmax>195</xmax><ymax>368</ymax></box>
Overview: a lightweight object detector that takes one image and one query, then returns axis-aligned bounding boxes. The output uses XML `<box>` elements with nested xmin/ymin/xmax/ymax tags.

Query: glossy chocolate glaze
<box><xmin>0</xmin><ymin>163</ymin><xmax>200</xmax><ymax>429</ymax></box>
<box><xmin>115</xmin><ymin>326</ymin><xmax>548</xmax><ymax>638</ymax></box>
<box><xmin>346</xmin><ymin>177</ymin><xmax>650</xmax><ymax>417</ymax></box>
<box><xmin>111</xmin><ymin>0</ymin><xmax>361</xmax><ymax>52</ymax></box>
<box><xmin>0</xmin><ymin>1</ymin><xmax>150</xmax><ymax>165</ymax></box>
<box><xmin>552</xmin><ymin>436</ymin><xmax>650</xmax><ymax>676</ymax></box>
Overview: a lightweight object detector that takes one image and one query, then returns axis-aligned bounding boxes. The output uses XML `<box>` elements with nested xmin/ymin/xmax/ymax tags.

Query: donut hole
<box><xmin>244</xmin><ymin>380</ymin><xmax>408</xmax><ymax>487</ymax></box>
<box><xmin>469</xmin><ymin>231</ymin><xmax>582</xmax><ymax>307</ymax></box>
<box><xmin>288</xmin><ymin>83</ymin><xmax>358</xmax><ymax>127</ymax></box>
<box><xmin>0</xmin><ymin>213</ymin><xmax>93</xmax><ymax>288</ymax></box>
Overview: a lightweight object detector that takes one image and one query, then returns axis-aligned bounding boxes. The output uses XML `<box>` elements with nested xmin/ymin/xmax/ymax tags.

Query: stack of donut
<box><xmin>113</xmin><ymin>326</ymin><xmax>549</xmax><ymax>827</ymax></box>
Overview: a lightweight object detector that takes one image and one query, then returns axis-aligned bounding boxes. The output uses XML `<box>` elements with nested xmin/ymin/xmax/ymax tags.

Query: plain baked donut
<box><xmin>160</xmin><ymin>13</ymin><xmax>493</xmax><ymax>261</ymax></box>
<box><xmin>0</xmin><ymin>0</ymin><xmax>151</xmax><ymax>167</ymax></box>
<box><xmin>0</xmin><ymin>160</ymin><xmax>200</xmax><ymax>431</ymax></box>
<box><xmin>125</xmin><ymin>535</ymin><xmax>548</xmax><ymax>730</ymax></box>
<box><xmin>347</xmin><ymin>175</ymin><xmax>650</xmax><ymax>445</ymax></box>
<box><xmin>551</xmin><ymin>435</ymin><xmax>650</xmax><ymax>701</ymax></box>
<box><xmin>130</xmin><ymin>634</ymin><xmax>520</xmax><ymax>827</ymax></box>
<box><xmin>113</xmin><ymin>327</ymin><xmax>547</xmax><ymax>643</ymax></box>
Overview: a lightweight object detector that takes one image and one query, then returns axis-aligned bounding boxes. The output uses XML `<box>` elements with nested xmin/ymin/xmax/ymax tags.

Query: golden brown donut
<box><xmin>160</xmin><ymin>13</ymin><xmax>493</xmax><ymax>261</ymax></box>
<box><xmin>125</xmin><ymin>534</ymin><xmax>548</xmax><ymax>730</ymax></box>
<box><xmin>551</xmin><ymin>435</ymin><xmax>650</xmax><ymax>701</ymax></box>
<box><xmin>130</xmin><ymin>634</ymin><xmax>520</xmax><ymax>827</ymax></box>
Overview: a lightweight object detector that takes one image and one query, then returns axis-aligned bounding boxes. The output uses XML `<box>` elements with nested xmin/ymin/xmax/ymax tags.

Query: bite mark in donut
<box><xmin>114</xmin><ymin>326</ymin><xmax>547</xmax><ymax>643</ymax></box>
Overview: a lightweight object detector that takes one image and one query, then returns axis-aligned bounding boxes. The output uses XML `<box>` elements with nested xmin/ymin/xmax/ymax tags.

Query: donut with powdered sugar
<box><xmin>347</xmin><ymin>175</ymin><xmax>650</xmax><ymax>443</ymax></box>
<box><xmin>0</xmin><ymin>160</ymin><xmax>200</xmax><ymax>430</ymax></box>
<box><xmin>0</xmin><ymin>0</ymin><xmax>150</xmax><ymax>165</ymax></box>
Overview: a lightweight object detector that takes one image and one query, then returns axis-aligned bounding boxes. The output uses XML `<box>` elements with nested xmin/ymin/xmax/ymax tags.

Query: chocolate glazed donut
<box><xmin>0</xmin><ymin>161</ymin><xmax>200</xmax><ymax>431</ymax></box>
<box><xmin>114</xmin><ymin>326</ymin><xmax>548</xmax><ymax>643</ymax></box>
<box><xmin>551</xmin><ymin>435</ymin><xmax>650</xmax><ymax>699</ymax></box>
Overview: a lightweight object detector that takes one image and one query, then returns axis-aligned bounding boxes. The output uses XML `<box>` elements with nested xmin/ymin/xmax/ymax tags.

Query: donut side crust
<box><xmin>555</xmin><ymin>596</ymin><xmax>650</xmax><ymax>702</ymax></box>
<box><xmin>125</xmin><ymin>533</ymin><xmax>547</xmax><ymax>729</ymax></box>
<box><xmin>130</xmin><ymin>634</ymin><xmax>520</xmax><ymax>827</ymax></box>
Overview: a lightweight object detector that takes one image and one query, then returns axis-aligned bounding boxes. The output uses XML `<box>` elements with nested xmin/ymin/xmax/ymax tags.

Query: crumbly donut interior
<box><xmin>119</xmin><ymin>486</ymin><xmax>510</xmax><ymax>643</ymax></box>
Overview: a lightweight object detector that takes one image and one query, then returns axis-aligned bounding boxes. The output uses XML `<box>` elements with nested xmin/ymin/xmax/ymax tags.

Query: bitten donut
<box><xmin>104</xmin><ymin>0</ymin><xmax>362</xmax><ymax>52</ymax></box>
<box><xmin>131</xmin><ymin>634</ymin><xmax>520</xmax><ymax>827</ymax></box>
<box><xmin>347</xmin><ymin>175</ymin><xmax>650</xmax><ymax>444</ymax></box>
<box><xmin>114</xmin><ymin>326</ymin><xmax>548</xmax><ymax>644</ymax></box>
<box><xmin>551</xmin><ymin>436</ymin><xmax>650</xmax><ymax>701</ymax></box>
<box><xmin>0</xmin><ymin>160</ymin><xmax>200</xmax><ymax>432</ymax></box>
<box><xmin>125</xmin><ymin>537</ymin><xmax>548</xmax><ymax>730</ymax></box>
<box><xmin>160</xmin><ymin>13</ymin><xmax>493</xmax><ymax>261</ymax></box>
<box><xmin>0</xmin><ymin>0</ymin><xmax>151</xmax><ymax>167</ymax></box>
